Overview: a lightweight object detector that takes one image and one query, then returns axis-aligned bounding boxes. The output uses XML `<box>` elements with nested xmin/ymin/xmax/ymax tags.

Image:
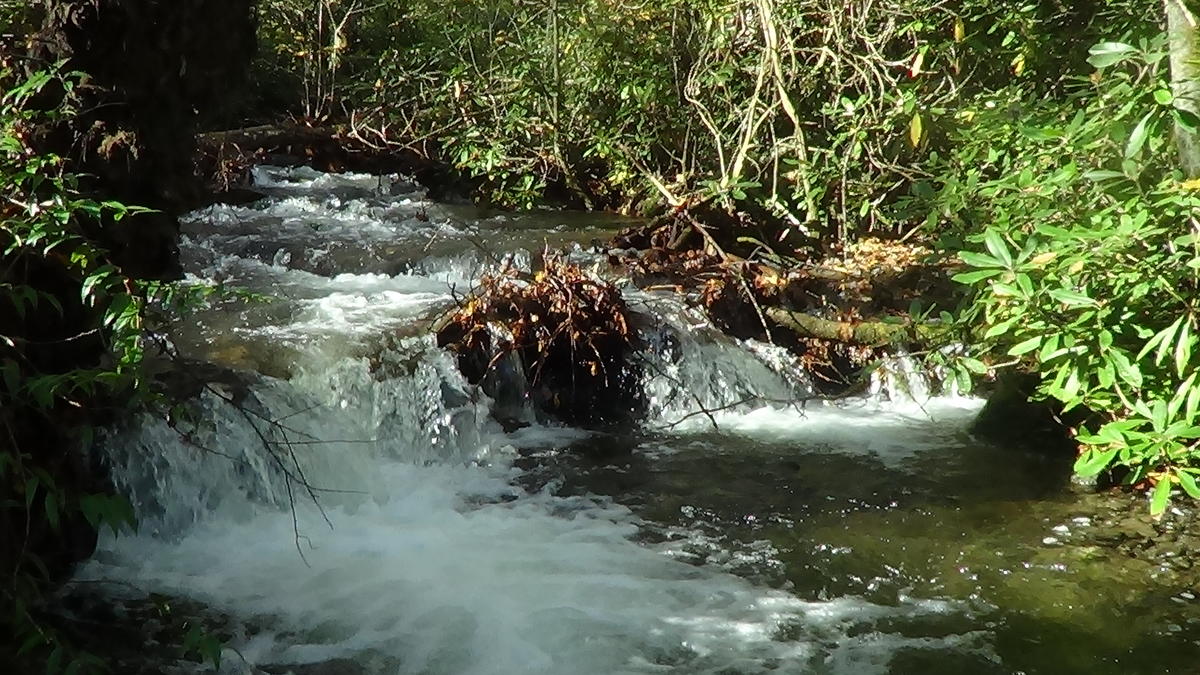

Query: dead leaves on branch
<box><xmin>436</xmin><ymin>254</ymin><xmax>643</xmax><ymax>425</ymax></box>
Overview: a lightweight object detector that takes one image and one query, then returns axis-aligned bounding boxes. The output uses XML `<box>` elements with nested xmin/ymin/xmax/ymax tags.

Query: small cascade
<box><xmin>101</xmin><ymin>339</ymin><xmax>498</xmax><ymax>537</ymax></box>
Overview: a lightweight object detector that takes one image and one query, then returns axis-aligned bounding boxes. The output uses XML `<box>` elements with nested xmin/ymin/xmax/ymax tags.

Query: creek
<box><xmin>74</xmin><ymin>166</ymin><xmax>1200</xmax><ymax>674</ymax></box>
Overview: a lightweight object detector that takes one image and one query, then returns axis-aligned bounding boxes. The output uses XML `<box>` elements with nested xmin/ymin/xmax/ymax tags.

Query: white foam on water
<box><xmin>251</xmin><ymin>165</ymin><xmax>422</xmax><ymax>196</ymax></box>
<box><xmin>84</xmin><ymin>342</ymin><xmax>989</xmax><ymax>674</ymax></box>
<box><xmin>181</xmin><ymin>194</ymin><xmax>470</xmax><ymax>265</ymax></box>
<box><xmin>84</xmin><ymin>460</ymin><xmax>812</xmax><ymax>674</ymax></box>
<box><xmin>664</xmin><ymin>396</ymin><xmax>984</xmax><ymax>463</ymax></box>
<box><xmin>629</xmin><ymin>290</ymin><xmax>810</xmax><ymax>423</ymax></box>
<box><xmin>85</xmin><ymin>419</ymin><xmax>987</xmax><ymax>674</ymax></box>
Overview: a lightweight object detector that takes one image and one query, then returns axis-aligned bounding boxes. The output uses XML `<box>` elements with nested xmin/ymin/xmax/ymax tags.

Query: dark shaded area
<box><xmin>26</xmin><ymin>0</ymin><xmax>258</xmax><ymax>278</ymax></box>
<box><xmin>971</xmin><ymin>372</ymin><xmax>1081</xmax><ymax>456</ymax></box>
<box><xmin>0</xmin><ymin>250</ymin><xmax>116</xmax><ymax>584</ymax></box>
<box><xmin>2</xmin><ymin>2</ymin><xmax>259</xmax><ymax>666</ymax></box>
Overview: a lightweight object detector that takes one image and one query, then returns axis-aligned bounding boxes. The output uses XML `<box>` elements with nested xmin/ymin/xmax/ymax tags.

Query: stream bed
<box><xmin>74</xmin><ymin>166</ymin><xmax>1200</xmax><ymax>674</ymax></box>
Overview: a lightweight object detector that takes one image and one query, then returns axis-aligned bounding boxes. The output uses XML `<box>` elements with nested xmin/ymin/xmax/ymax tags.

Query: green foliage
<box><xmin>2</xmin><ymin>65</ymin><xmax>153</xmax><ymax>386</ymax></box>
<box><xmin>940</xmin><ymin>36</ymin><xmax>1200</xmax><ymax>514</ymax></box>
<box><xmin>0</xmin><ymin>58</ymin><xmax>247</xmax><ymax>670</ymax></box>
<box><xmin>0</xmin><ymin>63</ymin><xmax>155</xmax><ymax>672</ymax></box>
<box><xmin>181</xmin><ymin>623</ymin><xmax>223</xmax><ymax>670</ymax></box>
<box><xmin>250</xmin><ymin>0</ymin><xmax>1157</xmax><ymax>233</ymax></box>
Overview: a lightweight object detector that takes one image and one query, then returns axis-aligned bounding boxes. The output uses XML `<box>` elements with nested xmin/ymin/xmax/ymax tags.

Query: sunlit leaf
<box><xmin>1151</xmin><ymin>477</ymin><xmax>1172</xmax><ymax>516</ymax></box>
<box><xmin>1178</xmin><ymin>471</ymin><xmax>1200</xmax><ymax>499</ymax></box>
<box><xmin>1176</xmin><ymin>319</ymin><xmax>1193</xmax><ymax>377</ymax></box>
<box><xmin>1124</xmin><ymin>112</ymin><xmax>1153</xmax><ymax>159</ymax></box>
<box><xmin>1087</xmin><ymin>41</ymin><xmax>1136</xmax><ymax>69</ymax></box>
<box><xmin>1084</xmin><ymin>170</ymin><xmax>1126</xmax><ymax>182</ymax></box>
<box><xmin>1111</xmin><ymin>350</ymin><xmax>1143</xmax><ymax>389</ymax></box>
<box><xmin>909</xmin><ymin>49</ymin><xmax>925</xmax><ymax>78</ymax></box>
<box><xmin>958</xmin><ymin>251</ymin><xmax>1005</xmax><ymax>268</ymax></box>
<box><xmin>1029</xmin><ymin>251</ymin><xmax>1057</xmax><ymax>267</ymax></box>
<box><xmin>1010</xmin><ymin>53</ymin><xmax>1026</xmax><ymax>76</ymax></box>
<box><xmin>1008</xmin><ymin>335</ymin><xmax>1042</xmax><ymax>356</ymax></box>
<box><xmin>1074</xmin><ymin>448</ymin><xmax>1117</xmax><ymax>477</ymax></box>
<box><xmin>984</xmin><ymin>319</ymin><xmax>1016</xmax><ymax>339</ymax></box>
<box><xmin>909</xmin><ymin>112</ymin><xmax>923</xmax><ymax>148</ymax></box>
<box><xmin>952</xmin><ymin>269</ymin><xmax>1003</xmax><ymax>284</ymax></box>
<box><xmin>983</xmin><ymin>230</ymin><xmax>1013</xmax><ymax>268</ymax></box>
<box><xmin>960</xmin><ymin>357</ymin><xmax>988</xmax><ymax>374</ymax></box>
<box><xmin>1048</xmin><ymin>288</ymin><xmax>1097</xmax><ymax>307</ymax></box>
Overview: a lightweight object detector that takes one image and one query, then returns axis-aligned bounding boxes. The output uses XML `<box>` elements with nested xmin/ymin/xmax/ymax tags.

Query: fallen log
<box><xmin>194</xmin><ymin>123</ymin><xmax>469</xmax><ymax>201</ymax></box>
<box><xmin>764</xmin><ymin>307</ymin><xmax>945</xmax><ymax>346</ymax></box>
<box><xmin>198</xmin><ymin>124</ymin><xmax>334</xmax><ymax>150</ymax></box>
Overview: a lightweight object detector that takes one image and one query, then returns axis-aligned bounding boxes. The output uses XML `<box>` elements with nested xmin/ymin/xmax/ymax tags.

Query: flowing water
<box><xmin>76</xmin><ymin>166</ymin><xmax>1200</xmax><ymax>674</ymax></box>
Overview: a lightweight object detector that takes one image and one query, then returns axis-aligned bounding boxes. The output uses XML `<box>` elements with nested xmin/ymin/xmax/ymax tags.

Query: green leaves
<box><xmin>909</xmin><ymin>111</ymin><xmax>923</xmax><ymax>148</ymax></box>
<box><xmin>1151</xmin><ymin>476</ymin><xmax>1172</xmax><ymax>515</ymax></box>
<box><xmin>1047</xmin><ymin>288</ymin><xmax>1096</xmax><ymax>307</ymax></box>
<box><xmin>182</xmin><ymin>624</ymin><xmax>223</xmax><ymax>670</ymax></box>
<box><xmin>1086</xmin><ymin>41</ymin><xmax>1137</xmax><ymax>69</ymax></box>
<box><xmin>1007</xmin><ymin>335</ymin><xmax>1042</xmax><ymax>356</ymax></box>
<box><xmin>1124</xmin><ymin>112</ymin><xmax>1154</xmax><ymax>159</ymax></box>
<box><xmin>1176</xmin><ymin>320</ymin><xmax>1194</xmax><ymax>377</ymax></box>
<box><xmin>958</xmin><ymin>250</ymin><xmax>1004</xmax><ymax>268</ymax></box>
<box><xmin>1110</xmin><ymin>349</ymin><xmax>1143</xmax><ymax>389</ymax></box>
<box><xmin>78</xmin><ymin>493</ymin><xmax>137</xmax><ymax>535</ymax></box>
<box><xmin>952</xmin><ymin>268</ymin><xmax>1003</xmax><ymax>284</ymax></box>
<box><xmin>1178</xmin><ymin>470</ymin><xmax>1200</xmax><ymax>499</ymax></box>
<box><xmin>1074</xmin><ymin>448</ymin><xmax>1117</xmax><ymax>477</ymax></box>
<box><xmin>955</xmin><ymin>232</ymin><xmax>1018</xmax><ymax>289</ymax></box>
<box><xmin>983</xmin><ymin>230</ymin><xmax>1013</xmax><ymax>268</ymax></box>
<box><xmin>1138</xmin><ymin>315</ymin><xmax>1196</xmax><ymax>377</ymax></box>
<box><xmin>937</xmin><ymin>32</ymin><xmax>1200</xmax><ymax>511</ymax></box>
<box><xmin>1175</xmin><ymin>108</ymin><xmax>1200</xmax><ymax>134</ymax></box>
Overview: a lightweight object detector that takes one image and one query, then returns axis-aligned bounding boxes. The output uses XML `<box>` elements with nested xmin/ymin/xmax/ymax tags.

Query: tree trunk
<box><xmin>29</xmin><ymin>0</ymin><xmax>258</xmax><ymax>278</ymax></box>
<box><xmin>1166</xmin><ymin>0</ymin><xmax>1200</xmax><ymax>178</ymax></box>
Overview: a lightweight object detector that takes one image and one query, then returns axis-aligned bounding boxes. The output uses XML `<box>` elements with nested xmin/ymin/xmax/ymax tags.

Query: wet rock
<box><xmin>1069</xmin><ymin>545</ymin><xmax>1108</xmax><ymax>562</ymax></box>
<box><xmin>48</xmin><ymin>589</ymin><xmax>241</xmax><ymax>675</ymax></box>
<box><xmin>1117</xmin><ymin>516</ymin><xmax>1159</xmax><ymax>541</ymax></box>
<box><xmin>970</xmin><ymin>372</ymin><xmax>1079</xmax><ymax>456</ymax></box>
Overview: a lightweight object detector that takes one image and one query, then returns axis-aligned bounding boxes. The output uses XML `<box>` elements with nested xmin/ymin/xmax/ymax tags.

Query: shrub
<box><xmin>943</xmin><ymin>35</ymin><xmax>1200</xmax><ymax>514</ymax></box>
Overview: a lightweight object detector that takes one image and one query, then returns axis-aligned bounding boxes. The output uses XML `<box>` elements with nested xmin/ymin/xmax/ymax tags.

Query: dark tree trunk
<box><xmin>27</xmin><ymin>0</ymin><xmax>259</xmax><ymax>278</ymax></box>
<box><xmin>0</xmin><ymin>0</ymin><xmax>260</xmax><ymax>599</ymax></box>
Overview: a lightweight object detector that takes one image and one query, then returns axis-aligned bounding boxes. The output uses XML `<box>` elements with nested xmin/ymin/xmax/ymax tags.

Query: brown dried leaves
<box><xmin>437</xmin><ymin>255</ymin><xmax>641</xmax><ymax>424</ymax></box>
